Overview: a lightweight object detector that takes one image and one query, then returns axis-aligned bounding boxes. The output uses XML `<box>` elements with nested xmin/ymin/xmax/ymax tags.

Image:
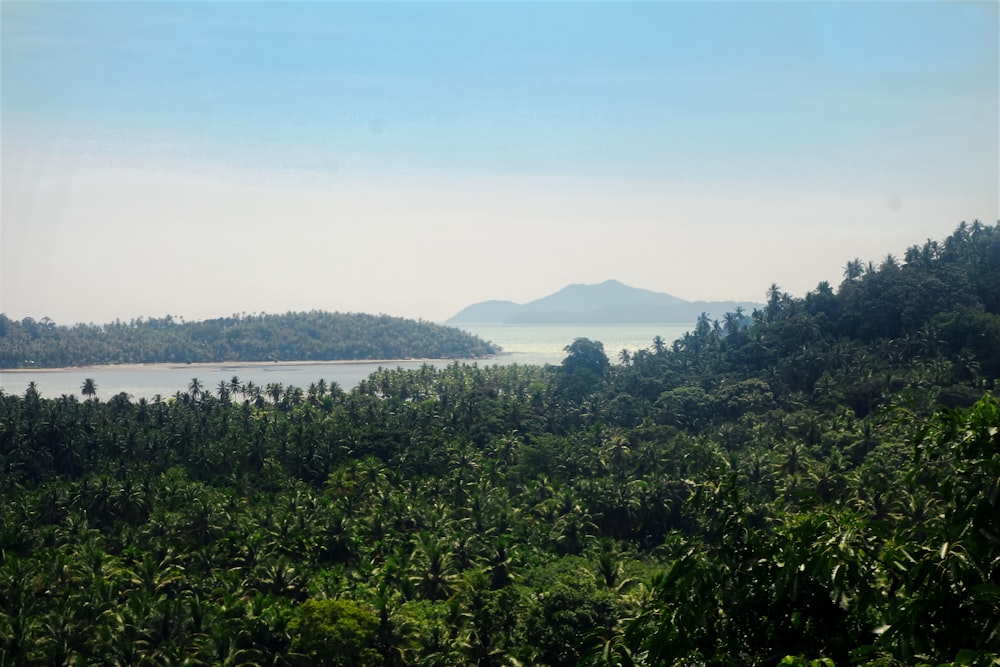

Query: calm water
<box><xmin>0</xmin><ymin>323</ymin><xmax>691</xmax><ymax>400</ymax></box>
<box><xmin>463</xmin><ymin>323</ymin><xmax>692</xmax><ymax>366</ymax></box>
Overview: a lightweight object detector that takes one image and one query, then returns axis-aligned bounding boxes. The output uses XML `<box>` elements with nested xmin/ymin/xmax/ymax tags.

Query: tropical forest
<box><xmin>1</xmin><ymin>220</ymin><xmax>999</xmax><ymax>666</ymax></box>
<box><xmin>0</xmin><ymin>311</ymin><xmax>499</xmax><ymax>369</ymax></box>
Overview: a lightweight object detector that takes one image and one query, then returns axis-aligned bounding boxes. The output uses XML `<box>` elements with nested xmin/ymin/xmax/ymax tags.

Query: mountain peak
<box><xmin>447</xmin><ymin>281</ymin><xmax>761</xmax><ymax>325</ymax></box>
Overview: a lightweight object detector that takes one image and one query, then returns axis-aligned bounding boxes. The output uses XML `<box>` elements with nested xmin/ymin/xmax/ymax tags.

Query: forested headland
<box><xmin>1</xmin><ymin>220</ymin><xmax>999</xmax><ymax>666</ymax></box>
<box><xmin>0</xmin><ymin>311</ymin><xmax>500</xmax><ymax>369</ymax></box>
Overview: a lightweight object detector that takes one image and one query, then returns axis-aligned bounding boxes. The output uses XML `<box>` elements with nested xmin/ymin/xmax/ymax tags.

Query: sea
<box><xmin>0</xmin><ymin>324</ymin><xmax>692</xmax><ymax>401</ymax></box>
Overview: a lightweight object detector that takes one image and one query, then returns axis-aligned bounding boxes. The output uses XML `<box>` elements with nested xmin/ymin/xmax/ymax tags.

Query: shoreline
<box><xmin>1</xmin><ymin>356</ymin><xmax>506</xmax><ymax>374</ymax></box>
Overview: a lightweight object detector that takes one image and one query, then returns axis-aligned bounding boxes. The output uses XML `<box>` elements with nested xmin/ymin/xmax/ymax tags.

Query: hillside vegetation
<box><xmin>1</xmin><ymin>220</ymin><xmax>999</xmax><ymax>666</ymax></box>
<box><xmin>0</xmin><ymin>311</ymin><xmax>500</xmax><ymax>368</ymax></box>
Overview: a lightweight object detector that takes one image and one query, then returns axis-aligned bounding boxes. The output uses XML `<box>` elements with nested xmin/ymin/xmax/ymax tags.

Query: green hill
<box><xmin>0</xmin><ymin>310</ymin><xmax>500</xmax><ymax>368</ymax></box>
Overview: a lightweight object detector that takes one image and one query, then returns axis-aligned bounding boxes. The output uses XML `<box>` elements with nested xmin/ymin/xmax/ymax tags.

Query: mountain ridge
<box><xmin>447</xmin><ymin>280</ymin><xmax>762</xmax><ymax>324</ymax></box>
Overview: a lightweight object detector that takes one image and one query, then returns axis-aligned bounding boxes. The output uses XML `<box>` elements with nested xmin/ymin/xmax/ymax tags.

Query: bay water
<box><xmin>0</xmin><ymin>323</ymin><xmax>691</xmax><ymax>400</ymax></box>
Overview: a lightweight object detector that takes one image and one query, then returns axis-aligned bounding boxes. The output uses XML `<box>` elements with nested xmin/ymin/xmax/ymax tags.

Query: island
<box><xmin>447</xmin><ymin>279</ymin><xmax>763</xmax><ymax>324</ymax></box>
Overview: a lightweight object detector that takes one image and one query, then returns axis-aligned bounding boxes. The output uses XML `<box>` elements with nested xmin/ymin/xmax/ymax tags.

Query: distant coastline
<box><xmin>0</xmin><ymin>311</ymin><xmax>500</xmax><ymax>370</ymax></box>
<box><xmin>1</xmin><ymin>323</ymin><xmax>683</xmax><ymax>399</ymax></box>
<box><xmin>2</xmin><ymin>356</ymin><xmax>500</xmax><ymax>374</ymax></box>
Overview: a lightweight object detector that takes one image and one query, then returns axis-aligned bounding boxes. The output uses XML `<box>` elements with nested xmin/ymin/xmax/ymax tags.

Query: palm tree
<box><xmin>266</xmin><ymin>383</ymin><xmax>284</xmax><ymax>405</ymax></box>
<box><xmin>284</xmin><ymin>385</ymin><xmax>304</xmax><ymax>407</ymax></box>
<box><xmin>410</xmin><ymin>534</ymin><xmax>458</xmax><ymax>600</ymax></box>
<box><xmin>81</xmin><ymin>378</ymin><xmax>97</xmax><ymax>401</ymax></box>
<box><xmin>765</xmin><ymin>283</ymin><xmax>784</xmax><ymax>322</ymax></box>
<box><xmin>723</xmin><ymin>312</ymin><xmax>742</xmax><ymax>336</ymax></box>
<box><xmin>651</xmin><ymin>335</ymin><xmax>666</xmax><ymax>355</ymax></box>
<box><xmin>880</xmin><ymin>254</ymin><xmax>899</xmax><ymax>271</ymax></box>
<box><xmin>844</xmin><ymin>258</ymin><xmax>864</xmax><ymax>282</ymax></box>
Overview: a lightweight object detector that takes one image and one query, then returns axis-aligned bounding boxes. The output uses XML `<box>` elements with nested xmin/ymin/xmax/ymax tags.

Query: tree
<box><xmin>766</xmin><ymin>283</ymin><xmax>785</xmax><ymax>322</ymax></box>
<box><xmin>562</xmin><ymin>338</ymin><xmax>609</xmax><ymax>376</ymax></box>
<box><xmin>651</xmin><ymin>335</ymin><xmax>666</xmax><ymax>355</ymax></box>
<box><xmin>871</xmin><ymin>395</ymin><xmax>1000</xmax><ymax>661</ymax></box>
<box><xmin>844</xmin><ymin>258</ymin><xmax>864</xmax><ymax>282</ymax></box>
<box><xmin>559</xmin><ymin>338</ymin><xmax>610</xmax><ymax>402</ymax></box>
<box><xmin>526</xmin><ymin>581</ymin><xmax>618</xmax><ymax>667</ymax></box>
<box><xmin>287</xmin><ymin>599</ymin><xmax>381</xmax><ymax>667</ymax></box>
<box><xmin>81</xmin><ymin>378</ymin><xmax>97</xmax><ymax>401</ymax></box>
<box><xmin>723</xmin><ymin>311</ymin><xmax>743</xmax><ymax>336</ymax></box>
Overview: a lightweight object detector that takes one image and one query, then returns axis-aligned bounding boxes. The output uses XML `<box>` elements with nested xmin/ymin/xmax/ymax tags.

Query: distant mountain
<box><xmin>446</xmin><ymin>300</ymin><xmax>522</xmax><ymax>324</ymax></box>
<box><xmin>447</xmin><ymin>280</ymin><xmax>762</xmax><ymax>324</ymax></box>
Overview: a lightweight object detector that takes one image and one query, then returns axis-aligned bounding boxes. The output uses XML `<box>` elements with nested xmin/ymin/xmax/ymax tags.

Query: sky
<box><xmin>2</xmin><ymin>0</ymin><xmax>998</xmax><ymax>325</ymax></box>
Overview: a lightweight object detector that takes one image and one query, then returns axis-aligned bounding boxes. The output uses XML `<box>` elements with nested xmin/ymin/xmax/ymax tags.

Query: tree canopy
<box><xmin>0</xmin><ymin>310</ymin><xmax>500</xmax><ymax>368</ymax></box>
<box><xmin>1</xmin><ymin>220</ymin><xmax>998</xmax><ymax>666</ymax></box>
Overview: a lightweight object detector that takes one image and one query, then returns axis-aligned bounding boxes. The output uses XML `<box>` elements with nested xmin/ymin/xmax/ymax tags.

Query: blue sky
<box><xmin>2</xmin><ymin>1</ymin><xmax>998</xmax><ymax>324</ymax></box>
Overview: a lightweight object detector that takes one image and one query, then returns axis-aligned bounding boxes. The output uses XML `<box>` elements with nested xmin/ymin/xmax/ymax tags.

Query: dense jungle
<box><xmin>1</xmin><ymin>221</ymin><xmax>999</xmax><ymax>666</ymax></box>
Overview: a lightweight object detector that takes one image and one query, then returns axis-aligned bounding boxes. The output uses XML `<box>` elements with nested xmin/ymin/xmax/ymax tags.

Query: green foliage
<box><xmin>932</xmin><ymin>306</ymin><xmax>1000</xmax><ymax>379</ymax></box>
<box><xmin>562</xmin><ymin>337</ymin><xmax>611</xmax><ymax>376</ymax></box>
<box><xmin>0</xmin><ymin>310</ymin><xmax>500</xmax><ymax>368</ymax></box>
<box><xmin>0</xmin><ymin>221</ymin><xmax>998</xmax><ymax>665</ymax></box>
<box><xmin>558</xmin><ymin>337</ymin><xmax>611</xmax><ymax>401</ymax></box>
<box><xmin>288</xmin><ymin>598</ymin><xmax>381</xmax><ymax>667</ymax></box>
<box><xmin>524</xmin><ymin>562</ymin><xmax>619</xmax><ymax>666</ymax></box>
<box><xmin>653</xmin><ymin>384</ymin><xmax>716</xmax><ymax>429</ymax></box>
<box><xmin>716</xmin><ymin>378</ymin><xmax>775</xmax><ymax>419</ymax></box>
<box><xmin>778</xmin><ymin>658</ymin><xmax>835</xmax><ymax>667</ymax></box>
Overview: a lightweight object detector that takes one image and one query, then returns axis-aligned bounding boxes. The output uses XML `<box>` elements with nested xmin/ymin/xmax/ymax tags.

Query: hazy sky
<box><xmin>2</xmin><ymin>1</ymin><xmax>997</xmax><ymax>325</ymax></box>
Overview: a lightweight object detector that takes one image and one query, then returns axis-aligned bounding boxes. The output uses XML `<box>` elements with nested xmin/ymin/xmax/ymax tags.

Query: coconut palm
<box><xmin>651</xmin><ymin>335</ymin><xmax>666</xmax><ymax>355</ymax></box>
<box><xmin>410</xmin><ymin>533</ymin><xmax>458</xmax><ymax>601</ymax></box>
<box><xmin>81</xmin><ymin>378</ymin><xmax>98</xmax><ymax>401</ymax></box>
<box><xmin>844</xmin><ymin>258</ymin><xmax>864</xmax><ymax>281</ymax></box>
